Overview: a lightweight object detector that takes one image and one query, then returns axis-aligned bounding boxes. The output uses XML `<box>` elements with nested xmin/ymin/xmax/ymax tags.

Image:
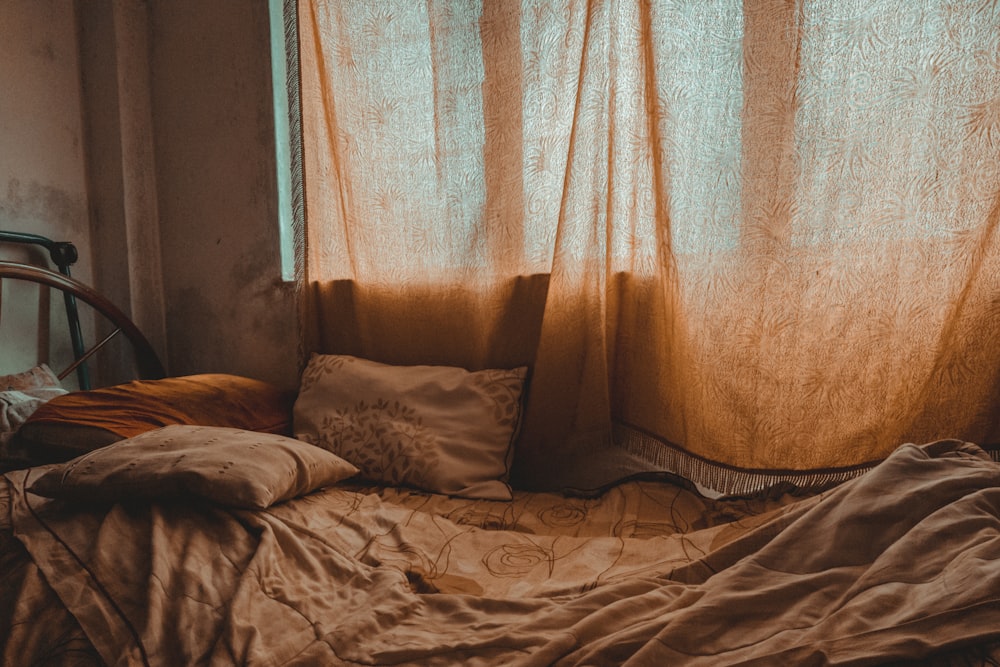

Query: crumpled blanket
<box><xmin>4</xmin><ymin>439</ymin><xmax>1000</xmax><ymax>665</ymax></box>
<box><xmin>0</xmin><ymin>386</ymin><xmax>67</xmax><ymax>449</ymax></box>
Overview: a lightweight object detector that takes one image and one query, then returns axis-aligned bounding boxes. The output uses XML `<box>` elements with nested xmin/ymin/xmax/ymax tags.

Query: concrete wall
<box><xmin>149</xmin><ymin>1</ymin><xmax>298</xmax><ymax>388</ymax></box>
<box><xmin>0</xmin><ymin>0</ymin><xmax>92</xmax><ymax>381</ymax></box>
<box><xmin>1</xmin><ymin>0</ymin><xmax>299</xmax><ymax>389</ymax></box>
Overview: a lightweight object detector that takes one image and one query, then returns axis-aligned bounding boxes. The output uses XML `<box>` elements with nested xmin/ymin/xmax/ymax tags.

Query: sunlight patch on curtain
<box><xmin>298</xmin><ymin>0</ymin><xmax>1000</xmax><ymax>495</ymax></box>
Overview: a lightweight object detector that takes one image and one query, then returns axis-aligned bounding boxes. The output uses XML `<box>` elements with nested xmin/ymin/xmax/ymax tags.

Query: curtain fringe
<box><xmin>614</xmin><ymin>424</ymin><xmax>879</xmax><ymax>498</ymax></box>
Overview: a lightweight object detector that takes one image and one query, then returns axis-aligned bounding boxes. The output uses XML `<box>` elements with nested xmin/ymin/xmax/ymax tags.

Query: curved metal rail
<box><xmin>0</xmin><ymin>231</ymin><xmax>89</xmax><ymax>387</ymax></box>
<box><xmin>0</xmin><ymin>261</ymin><xmax>165</xmax><ymax>383</ymax></box>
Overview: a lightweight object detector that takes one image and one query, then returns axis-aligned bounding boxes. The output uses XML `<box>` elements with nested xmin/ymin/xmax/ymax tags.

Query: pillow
<box><xmin>16</xmin><ymin>374</ymin><xmax>294</xmax><ymax>462</ymax></box>
<box><xmin>1</xmin><ymin>387</ymin><xmax>68</xmax><ymax>434</ymax></box>
<box><xmin>1</xmin><ymin>388</ymin><xmax>69</xmax><ymax>455</ymax></box>
<box><xmin>0</xmin><ymin>366</ymin><xmax>68</xmax><ymax>468</ymax></box>
<box><xmin>293</xmin><ymin>354</ymin><xmax>527</xmax><ymax>500</ymax></box>
<box><xmin>27</xmin><ymin>424</ymin><xmax>359</xmax><ymax>509</ymax></box>
<box><xmin>1</xmin><ymin>364</ymin><xmax>61</xmax><ymax>391</ymax></box>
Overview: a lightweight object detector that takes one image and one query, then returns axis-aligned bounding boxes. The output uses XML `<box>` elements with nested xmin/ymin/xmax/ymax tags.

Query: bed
<box><xmin>1</xmin><ymin>234</ymin><xmax>999</xmax><ymax>666</ymax></box>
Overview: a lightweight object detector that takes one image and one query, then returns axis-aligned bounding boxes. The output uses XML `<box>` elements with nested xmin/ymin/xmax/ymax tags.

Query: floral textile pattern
<box><xmin>293</xmin><ymin>354</ymin><xmax>527</xmax><ymax>499</ymax></box>
<box><xmin>314</xmin><ymin>398</ymin><xmax>441</xmax><ymax>488</ymax></box>
<box><xmin>482</xmin><ymin>542</ymin><xmax>556</xmax><ymax>578</ymax></box>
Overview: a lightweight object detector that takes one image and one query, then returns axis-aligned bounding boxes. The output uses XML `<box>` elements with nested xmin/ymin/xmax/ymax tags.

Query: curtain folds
<box><xmin>299</xmin><ymin>0</ymin><xmax>1000</xmax><ymax>494</ymax></box>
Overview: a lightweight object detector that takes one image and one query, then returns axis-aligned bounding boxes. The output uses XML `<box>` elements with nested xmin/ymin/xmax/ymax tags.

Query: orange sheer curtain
<box><xmin>298</xmin><ymin>0</ymin><xmax>1000</xmax><ymax>493</ymax></box>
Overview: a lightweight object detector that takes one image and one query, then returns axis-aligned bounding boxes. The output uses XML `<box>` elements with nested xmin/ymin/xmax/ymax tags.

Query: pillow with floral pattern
<box><xmin>293</xmin><ymin>354</ymin><xmax>527</xmax><ymax>500</ymax></box>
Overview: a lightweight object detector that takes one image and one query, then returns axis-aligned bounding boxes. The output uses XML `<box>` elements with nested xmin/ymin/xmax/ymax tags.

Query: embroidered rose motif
<box><xmin>447</xmin><ymin>506</ymin><xmax>510</xmax><ymax>531</ymax></box>
<box><xmin>538</xmin><ymin>504</ymin><xmax>586</xmax><ymax>528</ymax></box>
<box><xmin>482</xmin><ymin>542</ymin><xmax>554</xmax><ymax>578</ymax></box>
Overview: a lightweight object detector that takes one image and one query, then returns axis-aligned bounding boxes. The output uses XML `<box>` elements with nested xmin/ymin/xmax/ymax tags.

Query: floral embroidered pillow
<box><xmin>293</xmin><ymin>354</ymin><xmax>527</xmax><ymax>500</ymax></box>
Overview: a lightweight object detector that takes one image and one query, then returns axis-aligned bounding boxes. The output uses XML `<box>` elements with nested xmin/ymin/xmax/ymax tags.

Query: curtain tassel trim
<box><xmin>615</xmin><ymin>424</ymin><xmax>897</xmax><ymax>499</ymax></box>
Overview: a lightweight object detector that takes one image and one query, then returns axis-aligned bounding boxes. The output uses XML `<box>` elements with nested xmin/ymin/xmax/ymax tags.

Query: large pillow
<box><xmin>293</xmin><ymin>354</ymin><xmax>527</xmax><ymax>500</ymax></box>
<box><xmin>27</xmin><ymin>424</ymin><xmax>359</xmax><ymax>509</ymax></box>
<box><xmin>16</xmin><ymin>374</ymin><xmax>294</xmax><ymax>462</ymax></box>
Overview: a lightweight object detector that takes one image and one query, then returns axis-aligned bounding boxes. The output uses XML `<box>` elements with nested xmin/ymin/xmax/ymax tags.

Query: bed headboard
<box><xmin>0</xmin><ymin>231</ymin><xmax>91</xmax><ymax>388</ymax></box>
<box><xmin>0</xmin><ymin>231</ymin><xmax>164</xmax><ymax>388</ymax></box>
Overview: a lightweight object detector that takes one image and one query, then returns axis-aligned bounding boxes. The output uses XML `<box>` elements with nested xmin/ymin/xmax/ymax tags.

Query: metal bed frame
<box><xmin>0</xmin><ymin>230</ymin><xmax>164</xmax><ymax>387</ymax></box>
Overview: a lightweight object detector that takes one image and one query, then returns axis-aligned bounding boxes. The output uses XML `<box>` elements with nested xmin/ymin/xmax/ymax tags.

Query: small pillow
<box><xmin>0</xmin><ymin>376</ymin><xmax>70</xmax><ymax>470</ymax></box>
<box><xmin>27</xmin><ymin>425</ymin><xmax>359</xmax><ymax>509</ymax></box>
<box><xmin>1</xmin><ymin>364</ymin><xmax>61</xmax><ymax>391</ymax></box>
<box><xmin>293</xmin><ymin>354</ymin><xmax>527</xmax><ymax>500</ymax></box>
<box><xmin>16</xmin><ymin>374</ymin><xmax>294</xmax><ymax>462</ymax></box>
<box><xmin>1</xmin><ymin>388</ymin><xmax>68</xmax><ymax>443</ymax></box>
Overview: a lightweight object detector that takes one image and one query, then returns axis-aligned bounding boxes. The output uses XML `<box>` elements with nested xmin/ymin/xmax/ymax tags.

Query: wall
<box><xmin>149</xmin><ymin>0</ymin><xmax>298</xmax><ymax>388</ymax></box>
<box><xmin>0</xmin><ymin>0</ymin><xmax>92</xmax><ymax>380</ymax></box>
<box><xmin>1</xmin><ymin>0</ymin><xmax>299</xmax><ymax>389</ymax></box>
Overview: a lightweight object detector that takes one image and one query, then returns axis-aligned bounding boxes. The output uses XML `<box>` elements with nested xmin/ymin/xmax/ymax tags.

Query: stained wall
<box><xmin>1</xmin><ymin>0</ymin><xmax>298</xmax><ymax>389</ymax></box>
<box><xmin>0</xmin><ymin>0</ymin><xmax>92</xmax><ymax>380</ymax></box>
<box><xmin>149</xmin><ymin>1</ymin><xmax>298</xmax><ymax>388</ymax></box>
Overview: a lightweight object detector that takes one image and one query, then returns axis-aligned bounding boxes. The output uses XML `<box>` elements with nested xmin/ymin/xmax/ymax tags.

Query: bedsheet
<box><xmin>2</xmin><ymin>440</ymin><xmax>1000</xmax><ymax>665</ymax></box>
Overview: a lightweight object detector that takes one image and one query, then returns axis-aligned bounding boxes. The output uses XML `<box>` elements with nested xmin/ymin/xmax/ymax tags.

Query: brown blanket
<box><xmin>3</xmin><ymin>440</ymin><xmax>1000</xmax><ymax>665</ymax></box>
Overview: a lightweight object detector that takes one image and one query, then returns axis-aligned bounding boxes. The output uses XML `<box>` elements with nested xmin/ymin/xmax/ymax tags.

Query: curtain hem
<box><xmin>614</xmin><ymin>423</ymin><xmax>886</xmax><ymax>498</ymax></box>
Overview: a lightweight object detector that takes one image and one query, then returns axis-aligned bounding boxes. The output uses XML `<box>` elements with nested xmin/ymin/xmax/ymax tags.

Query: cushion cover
<box><xmin>293</xmin><ymin>354</ymin><xmax>527</xmax><ymax>500</ymax></box>
<box><xmin>28</xmin><ymin>424</ymin><xmax>358</xmax><ymax>509</ymax></box>
<box><xmin>1</xmin><ymin>364</ymin><xmax>61</xmax><ymax>391</ymax></box>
